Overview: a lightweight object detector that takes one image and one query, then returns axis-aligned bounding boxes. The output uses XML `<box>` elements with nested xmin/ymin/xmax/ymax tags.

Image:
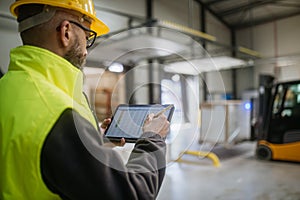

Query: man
<box><xmin>0</xmin><ymin>0</ymin><xmax>170</xmax><ymax>199</ymax></box>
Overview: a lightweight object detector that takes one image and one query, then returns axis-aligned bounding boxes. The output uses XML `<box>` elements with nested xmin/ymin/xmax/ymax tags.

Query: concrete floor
<box><xmin>157</xmin><ymin>141</ymin><xmax>300</xmax><ymax>200</ymax></box>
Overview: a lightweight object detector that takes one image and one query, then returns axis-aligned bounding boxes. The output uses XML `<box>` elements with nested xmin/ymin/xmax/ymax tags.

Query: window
<box><xmin>273</xmin><ymin>83</ymin><xmax>300</xmax><ymax>117</ymax></box>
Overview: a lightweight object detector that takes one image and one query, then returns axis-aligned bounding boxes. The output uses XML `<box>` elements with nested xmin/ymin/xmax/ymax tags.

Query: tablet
<box><xmin>104</xmin><ymin>104</ymin><xmax>175</xmax><ymax>142</ymax></box>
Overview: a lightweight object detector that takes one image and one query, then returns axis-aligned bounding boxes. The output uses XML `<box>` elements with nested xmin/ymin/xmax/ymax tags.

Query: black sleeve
<box><xmin>41</xmin><ymin>109</ymin><xmax>166</xmax><ymax>200</ymax></box>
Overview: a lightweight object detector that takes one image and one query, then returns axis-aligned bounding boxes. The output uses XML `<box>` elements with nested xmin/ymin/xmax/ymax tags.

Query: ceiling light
<box><xmin>171</xmin><ymin>74</ymin><xmax>180</xmax><ymax>82</ymax></box>
<box><xmin>108</xmin><ymin>62</ymin><xmax>124</xmax><ymax>73</ymax></box>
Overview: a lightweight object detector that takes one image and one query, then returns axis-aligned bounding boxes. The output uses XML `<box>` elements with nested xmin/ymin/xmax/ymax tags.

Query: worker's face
<box><xmin>63</xmin><ymin>21</ymin><xmax>89</xmax><ymax>70</ymax></box>
<box><xmin>64</xmin><ymin>33</ymin><xmax>86</xmax><ymax>70</ymax></box>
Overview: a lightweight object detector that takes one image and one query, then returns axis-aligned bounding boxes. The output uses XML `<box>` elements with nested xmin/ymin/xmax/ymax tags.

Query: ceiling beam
<box><xmin>233</xmin><ymin>10</ymin><xmax>300</xmax><ymax>29</ymax></box>
<box><xmin>205</xmin><ymin>0</ymin><xmax>232</xmax><ymax>6</ymax></box>
<box><xmin>194</xmin><ymin>0</ymin><xmax>231</xmax><ymax>28</ymax></box>
<box><xmin>274</xmin><ymin>1</ymin><xmax>300</xmax><ymax>8</ymax></box>
<box><xmin>218</xmin><ymin>0</ymin><xmax>277</xmax><ymax>17</ymax></box>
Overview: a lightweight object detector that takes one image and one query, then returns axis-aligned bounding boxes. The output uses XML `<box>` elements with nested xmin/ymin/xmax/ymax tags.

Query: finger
<box><xmin>144</xmin><ymin>113</ymin><xmax>154</xmax><ymax>126</ymax></box>
<box><xmin>104</xmin><ymin>138</ymin><xmax>126</xmax><ymax>147</ymax></box>
<box><xmin>112</xmin><ymin>138</ymin><xmax>126</xmax><ymax>147</ymax></box>
<box><xmin>160</xmin><ymin>121</ymin><xmax>170</xmax><ymax>137</ymax></box>
<box><xmin>147</xmin><ymin>113</ymin><xmax>154</xmax><ymax>121</ymax></box>
<box><xmin>165</xmin><ymin>121</ymin><xmax>170</xmax><ymax>132</ymax></box>
<box><xmin>100</xmin><ymin>118</ymin><xmax>111</xmax><ymax>129</ymax></box>
<box><xmin>120</xmin><ymin>138</ymin><xmax>126</xmax><ymax>146</ymax></box>
<box><xmin>157</xmin><ymin>113</ymin><xmax>167</xmax><ymax>120</ymax></box>
<box><xmin>104</xmin><ymin>118</ymin><xmax>111</xmax><ymax>124</ymax></box>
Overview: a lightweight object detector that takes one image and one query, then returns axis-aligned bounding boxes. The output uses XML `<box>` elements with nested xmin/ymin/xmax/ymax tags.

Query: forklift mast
<box><xmin>257</xmin><ymin>75</ymin><xmax>275</xmax><ymax>141</ymax></box>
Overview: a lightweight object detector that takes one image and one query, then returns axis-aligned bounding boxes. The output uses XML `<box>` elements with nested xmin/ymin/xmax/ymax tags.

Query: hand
<box><xmin>103</xmin><ymin>138</ymin><xmax>126</xmax><ymax>147</ymax></box>
<box><xmin>143</xmin><ymin>113</ymin><xmax>170</xmax><ymax>138</ymax></box>
<box><xmin>100</xmin><ymin>118</ymin><xmax>126</xmax><ymax>147</ymax></box>
<box><xmin>100</xmin><ymin>118</ymin><xmax>111</xmax><ymax>135</ymax></box>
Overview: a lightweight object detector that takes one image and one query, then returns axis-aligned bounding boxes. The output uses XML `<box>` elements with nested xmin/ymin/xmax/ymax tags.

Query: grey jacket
<box><xmin>41</xmin><ymin>109</ymin><xmax>166</xmax><ymax>200</ymax></box>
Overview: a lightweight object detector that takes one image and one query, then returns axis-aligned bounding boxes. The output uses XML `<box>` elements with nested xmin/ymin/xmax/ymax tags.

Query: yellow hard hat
<box><xmin>10</xmin><ymin>0</ymin><xmax>109</xmax><ymax>36</ymax></box>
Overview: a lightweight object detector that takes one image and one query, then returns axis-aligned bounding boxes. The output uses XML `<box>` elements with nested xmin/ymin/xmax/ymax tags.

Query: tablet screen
<box><xmin>105</xmin><ymin>104</ymin><xmax>174</xmax><ymax>142</ymax></box>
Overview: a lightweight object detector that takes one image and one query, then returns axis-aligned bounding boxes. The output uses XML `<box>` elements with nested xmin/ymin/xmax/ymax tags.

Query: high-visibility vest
<box><xmin>0</xmin><ymin>45</ymin><xmax>97</xmax><ymax>199</ymax></box>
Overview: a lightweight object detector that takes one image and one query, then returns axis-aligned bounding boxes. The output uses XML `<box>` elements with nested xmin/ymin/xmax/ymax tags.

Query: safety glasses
<box><xmin>69</xmin><ymin>20</ymin><xmax>97</xmax><ymax>49</ymax></box>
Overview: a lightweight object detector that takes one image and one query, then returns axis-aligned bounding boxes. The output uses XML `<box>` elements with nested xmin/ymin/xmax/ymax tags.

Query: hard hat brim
<box><xmin>89</xmin><ymin>15</ymin><xmax>110</xmax><ymax>36</ymax></box>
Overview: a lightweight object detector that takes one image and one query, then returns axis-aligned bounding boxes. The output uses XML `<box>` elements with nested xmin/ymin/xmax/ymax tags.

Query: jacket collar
<box><xmin>9</xmin><ymin>45</ymin><xmax>84</xmax><ymax>101</ymax></box>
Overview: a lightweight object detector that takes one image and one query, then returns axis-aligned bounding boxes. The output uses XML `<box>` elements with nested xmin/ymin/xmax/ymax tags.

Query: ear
<box><xmin>58</xmin><ymin>20</ymin><xmax>72</xmax><ymax>48</ymax></box>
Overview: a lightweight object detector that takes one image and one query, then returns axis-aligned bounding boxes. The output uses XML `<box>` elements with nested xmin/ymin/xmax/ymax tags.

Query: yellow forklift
<box><xmin>255</xmin><ymin>75</ymin><xmax>300</xmax><ymax>162</ymax></box>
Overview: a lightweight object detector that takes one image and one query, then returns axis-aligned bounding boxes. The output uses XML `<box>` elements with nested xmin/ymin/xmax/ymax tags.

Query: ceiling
<box><xmin>88</xmin><ymin>27</ymin><xmax>205</xmax><ymax>65</ymax></box>
<box><xmin>87</xmin><ymin>0</ymin><xmax>300</xmax><ymax>74</ymax></box>
<box><xmin>196</xmin><ymin>0</ymin><xmax>300</xmax><ymax>29</ymax></box>
<box><xmin>87</xmin><ymin>27</ymin><xmax>250</xmax><ymax>75</ymax></box>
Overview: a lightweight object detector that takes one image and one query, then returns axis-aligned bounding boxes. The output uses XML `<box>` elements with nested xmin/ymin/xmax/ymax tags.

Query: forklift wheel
<box><xmin>256</xmin><ymin>145</ymin><xmax>272</xmax><ymax>160</ymax></box>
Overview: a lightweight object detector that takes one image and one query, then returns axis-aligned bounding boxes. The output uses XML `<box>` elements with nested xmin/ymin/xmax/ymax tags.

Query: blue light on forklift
<box><xmin>244</xmin><ymin>102</ymin><xmax>251</xmax><ymax>110</ymax></box>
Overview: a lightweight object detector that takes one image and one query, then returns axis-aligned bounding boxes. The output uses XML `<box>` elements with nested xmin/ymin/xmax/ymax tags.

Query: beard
<box><xmin>64</xmin><ymin>36</ymin><xmax>86</xmax><ymax>71</ymax></box>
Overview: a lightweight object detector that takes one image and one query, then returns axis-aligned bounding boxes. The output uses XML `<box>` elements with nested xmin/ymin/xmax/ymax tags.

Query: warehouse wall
<box><xmin>93</xmin><ymin>0</ymin><xmax>233</xmax><ymax>100</ymax></box>
<box><xmin>0</xmin><ymin>0</ymin><xmax>21</xmax><ymax>73</ymax></box>
<box><xmin>236</xmin><ymin>15</ymin><xmax>300</xmax><ymax>86</ymax></box>
<box><xmin>204</xmin><ymin>11</ymin><xmax>233</xmax><ymax>99</ymax></box>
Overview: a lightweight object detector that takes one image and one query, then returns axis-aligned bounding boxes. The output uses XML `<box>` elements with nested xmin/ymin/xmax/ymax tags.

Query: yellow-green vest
<box><xmin>0</xmin><ymin>45</ymin><xmax>97</xmax><ymax>199</ymax></box>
